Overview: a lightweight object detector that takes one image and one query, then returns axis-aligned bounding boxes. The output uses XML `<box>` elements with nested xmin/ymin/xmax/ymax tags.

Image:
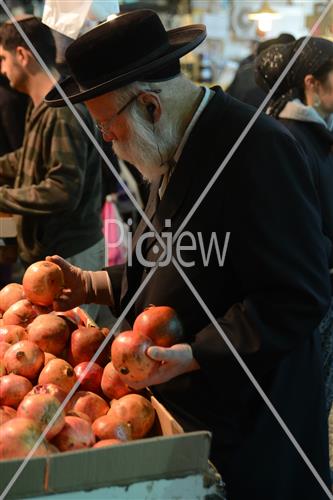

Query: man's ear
<box><xmin>304</xmin><ymin>74</ymin><xmax>316</xmax><ymax>91</ymax></box>
<box><xmin>15</xmin><ymin>46</ymin><xmax>30</xmax><ymax>67</ymax></box>
<box><xmin>137</xmin><ymin>92</ymin><xmax>162</xmax><ymax>123</ymax></box>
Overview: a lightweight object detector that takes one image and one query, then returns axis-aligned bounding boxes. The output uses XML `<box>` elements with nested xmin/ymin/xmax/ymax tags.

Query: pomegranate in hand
<box><xmin>111</xmin><ymin>331</ymin><xmax>158</xmax><ymax>384</ymax></box>
<box><xmin>23</xmin><ymin>260</ymin><xmax>64</xmax><ymax>306</ymax></box>
<box><xmin>133</xmin><ymin>305</ymin><xmax>183</xmax><ymax>347</ymax></box>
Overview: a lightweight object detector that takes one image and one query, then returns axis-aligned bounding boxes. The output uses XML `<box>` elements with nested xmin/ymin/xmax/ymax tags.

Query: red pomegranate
<box><xmin>69</xmin><ymin>327</ymin><xmax>109</xmax><ymax>367</ymax></box>
<box><xmin>74</xmin><ymin>362</ymin><xmax>103</xmax><ymax>393</ymax></box>
<box><xmin>38</xmin><ymin>359</ymin><xmax>77</xmax><ymax>394</ymax></box>
<box><xmin>0</xmin><ymin>373</ymin><xmax>33</xmax><ymax>408</ymax></box>
<box><xmin>67</xmin><ymin>391</ymin><xmax>109</xmax><ymax>422</ymax></box>
<box><xmin>22</xmin><ymin>260</ymin><xmax>64</xmax><ymax>307</ymax></box>
<box><xmin>44</xmin><ymin>352</ymin><xmax>57</xmax><ymax>366</ymax></box>
<box><xmin>2</xmin><ymin>299</ymin><xmax>48</xmax><ymax>327</ymax></box>
<box><xmin>26</xmin><ymin>383</ymin><xmax>68</xmax><ymax>409</ymax></box>
<box><xmin>133</xmin><ymin>305</ymin><xmax>183</xmax><ymax>347</ymax></box>
<box><xmin>0</xmin><ymin>342</ymin><xmax>11</xmax><ymax>359</ymax></box>
<box><xmin>101</xmin><ymin>362</ymin><xmax>133</xmax><ymax>400</ymax></box>
<box><xmin>27</xmin><ymin>314</ymin><xmax>69</xmax><ymax>356</ymax></box>
<box><xmin>92</xmin><ymin>414</ymin><xmax>132</xmax><ymax>441</ymax></box>
<box><xmin>0</xmin><ymin>283</ymin><xmax>25</xmax><ymax>314</ymax></box>
<box><xmin>17</xmin><ymin>394</ymin><xmax>65</xmax><ymax>440</ymax></box>
<box><xmin>52</xmin><ymin>416</ymin><xmax>95</xmax><ymax>451</ymax></box>
<box><xmin>109</xmin><ymin>394</ymin><xmax>155</xmax><ymax>439</ymax></box>
<box><xmin>93</xmin><ymin>439</ymin><xmax>123</xmax><ymax>448</ymax></box>
<box><xmin>66</xmin><ymin>410</ymin><xmax>91</xmax><ymax>422</ymax></box>
<box><xmin>4</xmin><ymin>340</ymin><xmax>44</xmax><ymax>380</ymax></box>
<box><xmin>0</xmin><ymin>417</ymin><xmax>50</xmax><ymax>459</ymax></box>
<box><xmin>0</xmin><ymin>325</ymin><xmax>27</xmax><ymax>344</ymax></box>
<box><xmin>111</xmin><ymin>331</ymin><xmax>158</xmax><ymax>384</ymax></box>
<box><xmin>55</xmin><ymin>309</ymin><xmax>84</xmax><ymax>330</ymax></box>
<box><xmin>0</xmin><ymin>405</ymin><xmax>16</xmax><ymax>425</ymax></box>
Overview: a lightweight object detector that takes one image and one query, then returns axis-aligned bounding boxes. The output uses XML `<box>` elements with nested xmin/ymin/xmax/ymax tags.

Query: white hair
<box><xmin>113</xmin><ymin>73</ymin><xmax>193</xmax><ymax>110</ymax></box>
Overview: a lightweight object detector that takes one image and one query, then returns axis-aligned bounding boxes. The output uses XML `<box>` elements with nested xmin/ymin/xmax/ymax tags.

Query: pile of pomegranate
<box><xmin>0</xmin><ymin>261</ymin><xmax>183</xmax><ymax>460</ymax></box>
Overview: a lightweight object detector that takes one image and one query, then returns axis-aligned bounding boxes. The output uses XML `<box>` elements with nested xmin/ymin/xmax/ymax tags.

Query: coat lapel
<box><xmin>143</xmin><ymin>155</ymin><xmax>195</xmax><ymax>256</ymax></box>
<box><xmin>120</xmin><ymin>178</ymin><xmax>160</xmax><ymax>306</ymax></box>
<box><xmin>131</xmin><ymin>178</ymin><xmax>161</xmax><ymax>251</ymax></box>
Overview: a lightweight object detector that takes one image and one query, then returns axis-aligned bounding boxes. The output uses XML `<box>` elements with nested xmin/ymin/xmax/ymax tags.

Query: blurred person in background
<box><xmin>0</xmin><ymin>55</ymin><xmax>28</xmax><ymax>288</ymax></box>
<box><xmin>0</xmin><ymin>16</ymin><xmax>104</xmax><ymax>320</ymax></box>
<box><xmin>256</xmin><ymin>36</ymin><xmax>333</xmax><ymax>418</ymax></box>
<box><xmin>227</xmin><ymin>33</ymin><xmax>295</xmax><ymax>107</ymax></box>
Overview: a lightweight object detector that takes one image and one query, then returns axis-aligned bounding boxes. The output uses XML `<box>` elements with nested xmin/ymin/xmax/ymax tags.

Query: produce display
<box><xmin>0</xmin><ymin>261</ymin><xmax>183</xmax><ymax>461</ymax></box>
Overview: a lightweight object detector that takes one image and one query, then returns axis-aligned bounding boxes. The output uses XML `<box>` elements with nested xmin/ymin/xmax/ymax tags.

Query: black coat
<box><xmin>279</xmin><ymin>117</ymin><xmax>333</xmax><ymax>271</ymax></box>
<box><xmin>107</xmin><ymin>88</ymin><xmax>332</xmax><ymax>500</ymax></box>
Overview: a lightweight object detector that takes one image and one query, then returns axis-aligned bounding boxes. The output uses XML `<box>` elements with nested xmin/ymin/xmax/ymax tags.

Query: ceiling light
<box><xmin>248</xmin><ymin>1</ymin><xmax>281</xmax><ymax>21</ymax></box>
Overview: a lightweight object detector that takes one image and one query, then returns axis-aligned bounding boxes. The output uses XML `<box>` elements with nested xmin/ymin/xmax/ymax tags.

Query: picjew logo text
<box><xmin>104</xmin><ymin>218</ymin><xmax>230</xmax><ymax>268</ymax></box>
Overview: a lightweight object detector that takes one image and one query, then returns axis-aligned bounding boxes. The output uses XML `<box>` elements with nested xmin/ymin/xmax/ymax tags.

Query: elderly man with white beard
<box><xmin>45</xmin><ymin>10</ymin><xmax>333</xmax><ymax>500</ymax></box>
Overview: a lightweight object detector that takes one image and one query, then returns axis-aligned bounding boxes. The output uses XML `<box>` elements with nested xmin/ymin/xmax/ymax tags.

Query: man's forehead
<box><xmin>84</xmin><ymin>90</ymin><xmax>115</xmax><ymax>111</ymax></box>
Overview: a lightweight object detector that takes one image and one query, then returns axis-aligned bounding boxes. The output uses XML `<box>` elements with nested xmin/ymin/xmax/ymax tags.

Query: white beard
<box><xmin>112</xmin><ymin>108</ymin><xmax>178</xmax><ymax>183</ymax></box>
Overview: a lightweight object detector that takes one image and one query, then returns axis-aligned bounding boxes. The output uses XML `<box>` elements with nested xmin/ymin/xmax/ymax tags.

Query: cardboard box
<box><xmin>0</xmin><ymin>398</ymin><xmax>212</xmax><ymax>499</ymax></box>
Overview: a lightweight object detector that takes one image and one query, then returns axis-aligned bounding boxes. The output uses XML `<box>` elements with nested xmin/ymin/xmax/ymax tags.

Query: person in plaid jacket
<box><xmin>0</xmin><ymin>16</ymin><xmax>104</xmax><ymax>289</ymax></box>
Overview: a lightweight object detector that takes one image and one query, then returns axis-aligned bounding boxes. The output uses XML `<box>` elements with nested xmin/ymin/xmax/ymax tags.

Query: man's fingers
<box><xmin>46</xmin><ymin>255</ymin><xmax>71</xmax><ymax>272</ymax></box>
<box><xmin>147</xmin><ymin>344</ymin><xmax>194</xmax><ymax>363</ymax></box>
<box><xmin>147</xmin><ymin>346</ymin><xmax>175</xmax><ymax>361</ymax></box>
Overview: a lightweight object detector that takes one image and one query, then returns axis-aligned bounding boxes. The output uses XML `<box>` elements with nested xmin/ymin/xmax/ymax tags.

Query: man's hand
<box><xmin>46</xmin><ymin>255</ymin><xmax>89</xmax><ymax>311</ymax></box>
<box><xmin>120</xmin><ymin>343</ymin><xmax>200</xmax><ymax>390</ymax></box>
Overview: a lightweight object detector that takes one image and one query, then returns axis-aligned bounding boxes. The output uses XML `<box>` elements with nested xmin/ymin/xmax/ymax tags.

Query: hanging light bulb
<box><xmin>248</xmin><ymin>1</ymin><xmax>281</xmax><ymax>34</ymax></box>
<box><xmin>257</xmin><ymin>15</ymin><xmax>273</xmax><ymax>33</ymax></box>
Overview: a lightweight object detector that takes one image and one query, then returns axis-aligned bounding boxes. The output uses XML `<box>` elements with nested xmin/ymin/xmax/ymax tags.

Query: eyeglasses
<box><xmin>95</xmin><ymin>89</ymin><xmax>161</xmax><ymax>135</ymax></box>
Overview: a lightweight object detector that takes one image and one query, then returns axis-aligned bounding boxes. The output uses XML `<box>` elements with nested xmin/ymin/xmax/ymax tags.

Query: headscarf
<box><xmin>255</xmin><ymin>37</ymin><xmax>333</xmax><ymax>117</ymax></box>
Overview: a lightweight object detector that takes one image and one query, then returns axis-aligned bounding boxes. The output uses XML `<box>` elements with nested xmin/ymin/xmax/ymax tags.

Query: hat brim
<box><xmin>45</xmin><ymin>24</ymin><xmax>206</xmax><ymax>107</ymax></box>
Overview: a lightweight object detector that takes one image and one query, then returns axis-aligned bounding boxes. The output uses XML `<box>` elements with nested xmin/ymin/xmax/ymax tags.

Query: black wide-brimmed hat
<box><xmin>45</xmin><ymin>9</ymin><xmax>206</xmax><ymax>107</ymax></box>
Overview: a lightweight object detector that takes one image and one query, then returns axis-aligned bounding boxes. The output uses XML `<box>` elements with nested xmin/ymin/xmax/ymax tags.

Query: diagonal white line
<box><xmin>0</xmin><ymin>263</ymin><xmax>160</xmax><ymax>500</ymax></box>
<box><xmin>0</xmin><ymin>0</ymin><xmax>167</xmax><ymax>254</ymax></box>
<box><xmin>174</xmin><ymin>0</ymin><xmax>333</xmax><ymax>240</ymax></box>
<box><xmin>171</xmin><ymin>258</ymin><xmax>333</xmax><ymax>499</ymax></box>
